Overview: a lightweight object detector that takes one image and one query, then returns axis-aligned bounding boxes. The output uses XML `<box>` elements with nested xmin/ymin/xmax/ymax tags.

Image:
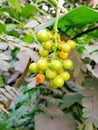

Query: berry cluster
<box><xmin>29</xmin><ymin>29</ymin><xmax>76</xmax><ymax>88</ymax></box>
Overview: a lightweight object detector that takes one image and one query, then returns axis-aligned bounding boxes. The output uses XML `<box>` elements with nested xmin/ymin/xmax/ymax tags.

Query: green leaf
<box><xmin>0</xmin><ymin>7</ymin><xmax>19</xmax><ymax>19</ymax></box>
<box><xmin>0</xmin><ymin>74</ymin><xmax>4</xmax><ymax>87</ymax></box>
<box><xmin>22</xmin><ymin>34</ymin><xmax>33</xmax><ymax>43</ymax></box>
<box><xmin>8</xmin><ymin>0</ymin><xmax>21</xmax><ymax>12</ymax></box>
<box><xmin>0</xmin><ymin>121</ymin><xmax>15</xmax><ymax>130</ymax></box>
<box><xmin>0</xmin><ymin>21</ymin><xmax>6</xmax><ymax>33</ymax></box>
<box><xmin>60</xmin><ymin>93</ymin><xmax>82</xmax><ymax>109</ymax></box>
<box><xmin>20</xmin><ymin>4</ymin><xmax>36</xmax><ymax>19</ymax></box>
<box><xmin>58</xmin><ymin>6</ymin><xmax>98</xmax><ymax>31</ymax></box>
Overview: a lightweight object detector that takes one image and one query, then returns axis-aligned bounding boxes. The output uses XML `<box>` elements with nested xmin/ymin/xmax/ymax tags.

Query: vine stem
<box><xmin>54</xmin><ymin>7</ymin><xmax>60</xmax><ymax>44</ymax></box>
<box><xmin>30</xmin><ymin>0</ymin><xmax>51</xmax><ymax>18</ymax></box>
<box><xmin>52</xmin><ymin>7</ymin><xmax>60</xmax><ymax>59</ymax></box>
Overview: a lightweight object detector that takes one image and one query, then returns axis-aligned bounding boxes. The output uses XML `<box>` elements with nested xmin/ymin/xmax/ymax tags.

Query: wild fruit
<box><xmin>37</xmin><ymin>58</ymin><xmax>48</xmax><ymax>70</ymax></box>
<box><xmin>45</xmin><ymin>69</ymin><xmax>57</xmax><ymax>79</ymax></box>
<box><xmin>29</xmin><ymin>63</ymin><xmax>38</xmax><ymax>73</ymax></box>
<box><xmin>63</xmin><ymin>59</ymin><xmax>73</xmax><ymax>70</ymax></box>
<box><xmin>53</xmin><ymin>76</ymin><xmax>64</xmax><ymax>87</ymax></box>
<box><xmin>50</xmin><ymin>60</ymin><xmax>62</xmax><ymax>71</ymax></box>
<box><xmin>60</xmin><ymin>71</ymin><xmax>70</xmax><ymax>81</ymax></box>
<box><xmin>37</xmin><ymin>29</ymin><xmax>52</xmax><ymax>42</ymax></box>
<box><xmin>36</xmin><ymin>73</ymin><xmax>45</xmax><ymax>83</ymax></box>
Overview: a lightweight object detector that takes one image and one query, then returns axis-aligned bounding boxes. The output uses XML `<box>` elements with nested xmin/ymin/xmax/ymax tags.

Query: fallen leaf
<box><xmin>35</xmin><ymin>113</ymin><xmax>76</xmax><ymax>130</ymax></box>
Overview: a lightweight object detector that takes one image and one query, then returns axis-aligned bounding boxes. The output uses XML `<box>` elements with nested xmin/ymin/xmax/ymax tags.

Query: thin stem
<box><xmin>30</xmin><ymin>29</ymin><xmax>41</xmax><ymax>44</ymax></box>
<box><xmin>52</xmin><ymin>7</ymin><xmax>60</xmax><ymax>59</ymax></box>
<box><xmin>30</xmin><ymin>0</ymin><xmax>50</xmax><ymax>17</ymax></box>
<box><xmin>54</xmin><ymin>7</ymin><xmax>60</xmax><ymax>44</ymax></box>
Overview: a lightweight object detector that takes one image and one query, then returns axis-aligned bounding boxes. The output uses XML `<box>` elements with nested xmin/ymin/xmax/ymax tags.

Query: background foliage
<box><xmin>0</xmin><ymin>0</ymin><xmax>98</xmax><ymax>130</ymax></box>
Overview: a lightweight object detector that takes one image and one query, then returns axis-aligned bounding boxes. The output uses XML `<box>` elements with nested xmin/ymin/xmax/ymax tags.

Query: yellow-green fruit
<box><xmin>63</xmin><ymin>59</ymin><xmax>73</xmax><ymax>70</ymax></box>
<box><xmin>60</xmin><ymin>71</ymin><xmax>70</xmax><ymax>81</ymax></box>
<box><xmin>37</xmin><ymin>29</ymin><xmax>51</xmax><ymax>42</ymax></box>
<box><xmin>42</xmin><ymin>41</ymin><xmax>53</xmax><ymax>50</ymax></box>
<box><xmin>29</xmin><ymin>63</ymin><xmax>38</xmax><ymax>73</ymax></box>
<box><xmin>37</xmin><ymin>58</ymin><xmax>48</xmax><ymax>70</ymax></box>
<box><xmin>39</xmin><ymin>48</ymin><xmax>49</xmax><ymax>57</ymax></box>
<box><xmin>50</xmin><ymin>60</ymin><xmax>62</xmax><ymax>71</ymax></box>
<box><xmin>46</xmin><ymin>69</ymin><xmax>57</xmax><ymax>79</ymax></box>
<box><xmin>67</xmin><ymin>40</ymin><xmax>76</xmax><ymax>49</ymax></box>
<box><xmin>53</xmin><ymin>76</ymin><xmax>64</xmax><ymax>88</ymax></box>
<box><xmin>61</xmin><ymin>43</ymin><xmax>71</xmax><ymax>53</ymax></box>
<box><xmin>50</xmin><ymin>80</ymin><xmax>59</xmax><ymax>88</ymax></box>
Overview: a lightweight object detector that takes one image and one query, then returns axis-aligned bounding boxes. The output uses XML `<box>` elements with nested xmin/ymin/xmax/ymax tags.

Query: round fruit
<box><xmin>60</xmin><ymin>71</ymin><xmax>70</xmax><ymax>81</ymax></box>
<box><xmin>63</xmin><ymin>59</ymin><xmax>73</xmax><ymax>70</ymax></box>
<box><xmin>59</xmin><ymin>51</ymin><xmax>68</xmax><ymax>60</ymax></box>
<box><xmin>53</xmin><ymin>76</ymin><xmax>64</xmax><ymax>87</ymax></box>
<box><xmin>61</xmin><ymin>43</ymin><xmax>71</xmax><ymax>53</ymax></box>
<box><xmin>39</xmin><ymin>48</ymin><xmax>49</xmax><ymax>57</ymax></box>
<box><xmin>58</xmin><ymin>68</ymin><xmax>64</xmax><ymax>74</ymax></box>
<box><xmin>29</xmin><ymin>63</ymin><xmax>38</xmax><ymax>73</ymax></box>
<box><xmin>50</xmin><ymin>60</ymin><xmax>62</xmax><ymax>71</ymax></box>
<box><xmin>36</xmin><ymin>73</ymin><xmax>45</xmax><ymax>83</ymax></box>
<box><xmin>37</xmin><ymin>29</ymin><xmax>51</xmax><ymax>42</ymax></box>
<box><xmin>46</xmin><ymin>69</ymin><xmax>57</xmax><ymax>79</ymax></box>
<box><xmin>42</xmin><ymin>41</ymin><xmax>53</xmax><ymax>50</ymax></box>
<box><xmin>67</xmin><ymin>40</ymin><xmax>76</xmax><ymax>49</ymax></box>
<box><xmin>37</xmin><ymin>58</ymin><xmax>48</xmax><ymax>70</ymax></box>
<box><xmin>50</xmin><ymin>79</ymin><xmax>59</xmax><ymax>88</ymax></box>
<box><xmin>60</xmin><ymin>41</ymin><xmax>66</xmax><ymax>44</ymax></box>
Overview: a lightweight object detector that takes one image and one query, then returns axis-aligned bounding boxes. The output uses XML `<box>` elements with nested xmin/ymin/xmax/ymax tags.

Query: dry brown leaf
<box><xmin>35</xmin><ymin>113</ymin><xmax>76</xmax><ymax>130</ymax></box>
<box><xmin>15</xmin><ymin>47</ymin><xmax>40</xmax><ymax>73</ymax></box>
<box><xmin>0</xmin><ymin>42</ymin><xmax>8</xmax><ymax>50</ymax></box>
<box><xmin>81</xmin><ymin>77</ymin><xmax>98</xmax><ymax>127</ymax></box>
<box><xmin>46</xmin><ymin>103</ymin><xmax>64</xmax><ymax>117</ymax></box>
<box><xmin>69</xmin><ymin>50</ymin><xmax>86</xmax><ymax>86</ymax></box>
<box><xmin>7</xmin><ymin>71</ymin><xmax>20</xmax><ymax>84</ymax></box>
<box><xmin>75</xmin><ymin>71</ymin><xmax>84</xmax><ymax>86</ymax></box>
<box><xmin>87</xmin><ymin>64</ymin><xmax>98</xmax><ymax>78</ymax></box>
<box><xmin>27</xmin><ymin>77</ymin><xmax>37</xmax><ymax>90</ymax></box>
<box><xmin>24</xmin><ymin>20</ymin><xmax>39</xmax><ymax>28</ymax></box>
<box><xmin>14</xmin><ymin>50</ymin><xmax>30</xmax><ymax>73</ymax></box>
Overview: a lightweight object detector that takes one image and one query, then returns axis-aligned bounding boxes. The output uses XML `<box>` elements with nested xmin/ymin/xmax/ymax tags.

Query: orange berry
<box><xmin>36</xmin><ymin>73</ymin><xmax>45</xmax><ymax>83</ymax></box>
<box><xmin>59</xmin><ymin>51</ymin><xmax>68</xmax><ymax>60</ymax></box>
<box><xmin>60</xmin><ymin>41</ymin><xmax>66</xmax><ymax>44</ymax></box>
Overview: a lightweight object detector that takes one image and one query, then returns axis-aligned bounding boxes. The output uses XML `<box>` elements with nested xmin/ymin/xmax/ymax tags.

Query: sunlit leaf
<box><xmin>0</xmin><ymin>74</ymin><xmax>4</xmax><ymax>87</ymax></box>
<box><xmin>58</xmin><ymin>6</ymin><xmax>98</xmax><ymax>31</ymax></box>
<box><xmin>20</xmin><ymin>4</ymin><xmax>36</xmax><ymax>19</ymax></box>
<box><xmin>8</xmin><ymin>0</ymin><xmax>21</xmax><ymax>12</ymax></box>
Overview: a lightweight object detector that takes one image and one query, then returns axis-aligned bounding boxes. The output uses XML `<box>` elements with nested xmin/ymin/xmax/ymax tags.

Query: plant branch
<box><xmin>72</xmin><ymin>25</ymin><xmax>98</xmax><ymax>40</ymax></box>
<box><xmin>53</xmin><ymin>7</ymin><xmax>60</xmax><ymax>57</ymax></box>
<box><xmin>4</xmin><ymin>59</ymin><xmax>31</xmax><ymax>110</ymax></box>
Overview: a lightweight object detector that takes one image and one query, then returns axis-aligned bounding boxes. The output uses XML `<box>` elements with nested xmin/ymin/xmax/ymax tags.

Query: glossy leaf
<box><xmin>58</xmin><ymin>6</ymin><xmax>98</xmax><ymax>31</ymax></box>
<box><xmin>20</xmin><ymin>4</ymin><xmax>36</xmax><ymax>19</ymax></box>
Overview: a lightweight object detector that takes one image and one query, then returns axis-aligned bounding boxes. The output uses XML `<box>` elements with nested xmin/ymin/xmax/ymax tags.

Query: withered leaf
<box><xmin>81</xmin><ymin>77</ymin><xmax>98</xmax><ymax>127</ymax></box>
<box><xmin>69</xmin><ymin>50</ymin><xmax>86</xmax><ymax>86</ymax></box>
<box><xmin>87</xmin><ymin>64</ymin><xmax>98</xmax><ymax>78</ymax></box>
<box><xmin>35</xmin><ymin>112</ymin><xmax>76</xmax><ymax>130</ymax></box>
